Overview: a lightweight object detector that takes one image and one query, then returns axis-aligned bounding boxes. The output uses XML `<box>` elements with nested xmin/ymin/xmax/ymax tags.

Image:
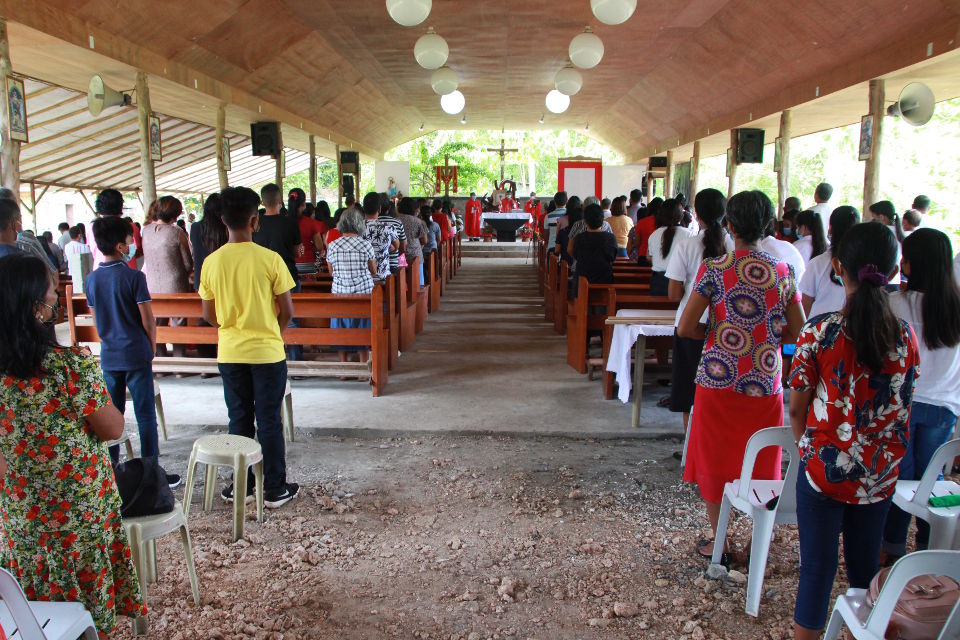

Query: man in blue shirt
<box><xmin>0</xmin><ymin>199</ymin><xmax>24</xmax><ymax>259</ymax></box>
<box><xmin>86</xmin><ymin>216</ymin><xmax>179</xmax><ymax>487</ymax></box>
<box><xmin>544</xmin><ymin>191</ymin><xmax>568</xmax><ymax>253</ymax></box>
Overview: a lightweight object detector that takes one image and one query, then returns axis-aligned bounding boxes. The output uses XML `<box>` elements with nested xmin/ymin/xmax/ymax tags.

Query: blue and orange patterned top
<box><xmin>693</xmin><ymin>249</ymin><xmax>800</xmax><ymax>396</ymax></box>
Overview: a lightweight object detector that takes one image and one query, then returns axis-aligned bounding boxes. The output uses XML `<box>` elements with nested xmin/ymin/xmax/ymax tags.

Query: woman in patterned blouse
<box><xmin>0</xmin><ymin>254</ymin><xmax>145</xmax><ymax>635</ymax></box>
<box><xmin>787</xmin><ymin>222</ymin><xmax>919</xmax><ymax>639</ymax></box>
<box><xmin>678</xmin><ymin>191</ymin><xmax>805</xmax><ymax>562</ymax></box>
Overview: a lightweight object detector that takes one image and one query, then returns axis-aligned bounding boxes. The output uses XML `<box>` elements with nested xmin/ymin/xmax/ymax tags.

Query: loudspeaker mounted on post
<box><xmin>250</xmin><ymin>122</ymin><xmax>281</xmax><ymax>156</ymax></box>
<box><xmin>342</xmin><ymin>174</ymin><xmax>355</xmax><ymax>196</ymax></box>
<box><xmin>340</xmin><ymin>150</ymin><xmax>359</xmax><ymax>174</ymax></box>
<box><xmin>734</xmin><ymin>128</ymin><xmax>764</xmax><ymax>164</ymax></box>
<box><xmin>887</xmin><ymin>82</ymin><xmax>935</xmax><ymax>126</ymax></box>
<box><xmin>87</xmin><ymin>75</ymin><xmax>131</xmax><ymax>116</ymax></box>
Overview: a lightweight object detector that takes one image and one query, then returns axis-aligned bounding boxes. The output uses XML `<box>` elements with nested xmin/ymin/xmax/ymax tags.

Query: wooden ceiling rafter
<box><xmin>76</xmin><ymin>125</ymin><xmax>212</xmax><ymax>187</ymax></box>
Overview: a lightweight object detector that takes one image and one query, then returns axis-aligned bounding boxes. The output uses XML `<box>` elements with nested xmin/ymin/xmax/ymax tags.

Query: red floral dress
<box><xmin>0</xmin><ymin>348</ymin><xmax>145</xmax><ymax>632</ymax></box>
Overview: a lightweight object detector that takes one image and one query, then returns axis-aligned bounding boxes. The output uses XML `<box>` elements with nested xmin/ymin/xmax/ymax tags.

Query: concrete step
<box><xmin>461</xmin><ymin>241</ymin><xmax>535</xmax><ymax>259</ymax></box>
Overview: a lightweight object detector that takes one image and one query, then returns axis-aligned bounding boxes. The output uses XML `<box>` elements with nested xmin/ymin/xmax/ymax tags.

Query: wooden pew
<box><xmin>66</xmin><ymin>285</ymin><xmax>390</xmax><ymax>397</ymax></box>
<box><xmin>566</xmin><ymin>277</ymin><xmax>677</xmax><ymax>374</ymax></box>
<box><xmin>427</xmin><ymin>251</ymin><xmax>441</xmax><ymax>313</ymax></box>
<box><xmin>544</xmin><ymin>252</ymin><xmax>558</xmax><ymax>323</ymax></box>
<box><xmin>408</xmin><ymin>256</ymin><xmax>428</xmax><ymax>334</ymax></box>
<box><xmin>554</xmin><ymin>263</ymin><xmax>653</xmax><ymax>335</ymax></box>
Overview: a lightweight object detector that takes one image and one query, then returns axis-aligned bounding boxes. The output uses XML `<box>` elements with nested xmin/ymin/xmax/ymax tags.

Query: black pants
<box><xmin>650</xmin><ymin>270</ymin><xmax>669</xmax><ymax>296</ymax></box>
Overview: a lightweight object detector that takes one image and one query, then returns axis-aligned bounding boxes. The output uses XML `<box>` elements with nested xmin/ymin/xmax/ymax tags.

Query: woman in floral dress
<box><xmin>0</xmin><ymin>253</ymin><xmax>145</xmax><ymax>635</ymax></box>
<box><xmin>787</xmin><ymin>222</ymin><xmax>919</xmax><ymax>640</ymax></box>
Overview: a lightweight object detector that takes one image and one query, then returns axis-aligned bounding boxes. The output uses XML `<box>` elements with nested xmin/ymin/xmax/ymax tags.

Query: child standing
<box><xmin>85</xmin><ymin>216</ymin><xmax>179</xmax><ymax>487</ymax></box>
<box><xmin>881</xmin><ymin>228</ymin><xmax>960</xmax><ymax>562</ymax></box>
<box><xmin>788</xmin><ymin>222</ymin><xmax>920</xmax><ymax>640</ymax></box>
<box><xmin>199</xmin><ymin>187</ymin><xmax>299</xmax><ymax>508</ymax></box>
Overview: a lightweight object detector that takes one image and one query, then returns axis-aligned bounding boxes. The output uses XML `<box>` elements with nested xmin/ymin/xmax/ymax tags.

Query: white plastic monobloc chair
<box><xmin>824</xmin><ymin>550</ymin><xmax>960</xmax><ymax>640</ymax></box>
<box><xmin>0</xmin><ymin>567</ymin><xmax>98</xmax><ymax>639</ymax></box>
<box><xmin>711</xmin><ymin>426</ymin><xmax>800</xmax><ymax>616</ymax></box>
<box><xmin>892</xmin><ymin>438</ymin><xmax>960</xmax><ymax>550</ymax></box>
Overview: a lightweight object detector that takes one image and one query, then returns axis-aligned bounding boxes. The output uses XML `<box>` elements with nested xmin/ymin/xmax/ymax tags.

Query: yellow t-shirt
<box><xmin>607</xmin><ymin>215</ymin><xmax>635</xmax><ymax>248</ymax></box>
<box><xmin>198</xmin><ymin>242</ymin><xmax>295</xmax><ymax>364</ymax></box>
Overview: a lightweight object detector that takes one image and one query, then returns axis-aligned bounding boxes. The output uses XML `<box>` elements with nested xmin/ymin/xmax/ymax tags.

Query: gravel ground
<box><xmin>110</xmin><ymin>434</ymin><xmax>943</xmax><ymax>640</ymax></box>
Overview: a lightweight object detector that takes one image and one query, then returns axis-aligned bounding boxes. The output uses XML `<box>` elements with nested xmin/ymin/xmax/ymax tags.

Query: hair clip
<box><xmin>857</xmin><ymin>264</ymin><xmax>889</xmax><ymax>287</ymax></box>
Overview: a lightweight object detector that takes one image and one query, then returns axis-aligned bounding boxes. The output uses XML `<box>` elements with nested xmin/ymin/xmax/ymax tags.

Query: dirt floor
<box><xmin>110</xmin><ymin>432</ymin><xmax>873</xmax><ymax>640</ymax></box>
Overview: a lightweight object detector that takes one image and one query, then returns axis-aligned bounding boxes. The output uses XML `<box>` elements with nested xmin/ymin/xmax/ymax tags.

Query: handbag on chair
<box><xmin>114</xmin><ymin>458</ymin><xmax>176</xmax><ymax>518</ymax></box>
<box><xmin>866</xmin><ymin>566</ymin><xmax>960</xmax><ymax>639</ymax></box>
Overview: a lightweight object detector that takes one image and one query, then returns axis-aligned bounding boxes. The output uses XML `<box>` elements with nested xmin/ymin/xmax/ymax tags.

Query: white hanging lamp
<box><xmin>569</xmin><ymin>27</ymin><xmax>604</xmax><ymax>69</ymax></box>
<box><xmin>414</xmin><ymin>27</ymin><xmax>449</xmax><ymax>69</ymax></box>
<box><xmin>591</xmin><ymin>0</ymin><xmax>637</xmax><ymax>25</ymax></box>
<box><xmin>431</xmin><ymin>67</ymin><xmax>459</xmax><ymax>95</ymax></box>
<box><xmin>386</xmin><ymin>0</ymin><xmax>431</xmax><ymax>26</ymax></box>
<box><xmin>554</xmin><ymin>63</ymin><xmax>583</xmax><ymax>96</ymax></box>
<box><xmin>441</xmin><ymin>90</ymin><xmax>465</xmax><ymax>115</ymax></box>
<box><xmin>545</xmin><ymin>89</ymin><xmax>570</xmax><ymax>114</ymax></box>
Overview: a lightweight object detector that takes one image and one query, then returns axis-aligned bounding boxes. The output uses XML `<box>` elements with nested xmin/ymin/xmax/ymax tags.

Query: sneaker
<box><xmin>166</xmin><ymin>473</ymin><xmax>182</xmax><ymax>490</ymax></box>
<box><xmin>264</xmin><ymin>482</ymin><xmax>299</xmax><ymax>509</ymax></box>
<box><xmin>220</xmin><ymin>483</ymin><xmax>256</xmax><ymax>504</ymax></box>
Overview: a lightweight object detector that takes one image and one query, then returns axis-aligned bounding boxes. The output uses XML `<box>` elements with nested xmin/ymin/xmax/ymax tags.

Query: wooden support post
<box><xmin>665</xmin><ymin>150</ymin><xmax>674</xmax><ymax>198</ymax></box>
<box><xmin>646</xmin><ymin>171</ymin><xmax>654</xmax><ymax>202</ymax></box>
<box><xmin>275</xmin><ymin>152</ymin><xmax>283</xmax><ymax>191</ymax></box>
<box><xmin>215</xmin><ymin>103</ymin><xmax>228</xmax><ymax>190</ymax></box>
<box><xmin>0</xmin><ymin>17</ymin><xmax>20</xmax><ymax>195</ymax></box>
<box><xmin>77</xmin><ymin>189</ymin><xmax>95</xmax><ymax>214</ymax></box>
<box><xmin>308</xmin><ymin>135</ymin><xmax>317</xmax><ymax>203</ymax></box>
<box><xmin>336</xmin><ymin>144</ymin><xmax>343</xmax><ymax>209</ymax></box>
<box><xmin>727</xmin><ymin>130</ymin><xmax>738</xmax><ymax>199</ymax></box>
<box><xmin>29</xmin><ymin>181</ymin><xmax>36</xmax><ymax>232</ymax></box>
<box><xmin>690</xmin><ymin>141</ymin><xmax>701</xmax><ymax>202</ymax></box>
<box><xmin>863</xmin><ymin>79</ymin><xmax>885</xmax><ymax>213</ymax></box>
<box><xmin>135</xmin><ymin>72</ymin><xmax>157</xmax><ymax>206</ymax></box>
<box><xmin>777</xmin><ymin>110</ymin><xmax>792</xmax><ymax>218</ymax></box>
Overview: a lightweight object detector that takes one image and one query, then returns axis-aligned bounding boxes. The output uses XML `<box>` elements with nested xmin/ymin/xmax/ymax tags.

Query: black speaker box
<box><xmin>648</xmin><ymin>156</ymin><xmax>668</xmax><ymax>169</ymax></box>
<box><xmin>735</xmin><ymin>128</ymin><xmax>765</xmax><ymax>164</ymax></box>
<box><xmin>340</xmin><ymin>151</ymin><xmax>359</xmax><ymax>174</ymax></box>
<box><xmin>250</xmin><ymin>122</ymin><xmax>281</xmax><ymax>157</ymax></box>
<box><xmin>342</xmin><ymin>174</ymin><xmax>355</xmax><ymax>195</ymax></box>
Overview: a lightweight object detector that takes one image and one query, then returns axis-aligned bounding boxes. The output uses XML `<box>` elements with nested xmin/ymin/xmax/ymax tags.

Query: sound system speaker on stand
<box><xmin>251</xmin><ymin>122</ymin><xmax>281</xmax><ymax>156</ymax></box>
<box><xmin>734</xmin><ymin>128</ymin><xmax>764</xmax><ymax>164</ymax></box>
<box><xmin>340</xmin><ymin>151</ymin><xmax>359</xmax><ymax>174</ymax></box>
<box><xmin>342</xmin><ymin>174</ymin><xmax>355</xmax><ymax>197</ymax></box>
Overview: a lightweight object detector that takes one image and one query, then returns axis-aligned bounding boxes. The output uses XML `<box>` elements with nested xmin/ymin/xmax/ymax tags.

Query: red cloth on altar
<box><xmin>465</xmin><ymin>198</ymin><xmax>483</xmax><ymax>237</ymax></box>
<box><xmin>500</xmin><ymin>197</ymin><xmax>518</xmax><ymax>212</ymax></box>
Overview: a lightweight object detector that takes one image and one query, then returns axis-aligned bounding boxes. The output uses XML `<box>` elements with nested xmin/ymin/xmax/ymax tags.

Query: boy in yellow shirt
<box><xmin>199</xmin><ymin>186</ymin><xmax>299</xmax><ymax>508</ymax></box>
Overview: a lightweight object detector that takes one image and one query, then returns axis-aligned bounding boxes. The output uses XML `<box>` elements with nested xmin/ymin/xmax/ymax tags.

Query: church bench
<box><xmin>566</xmin><ymin>278</ymin><xmax>676</xmax><ymax>374</ymax></box>
<box><xmin>544</xmin><ymin>252</ymin><xmax>559</xmax><ymax>323</ymax></box>
<box><xmin>408</xmin><ymin>256</ymin><xmax>429</xmax><ymax>335</ymax></box>
<box><xmin>66</xmin><ymin>286</ymin><xmax>389</xmax><ymax>397</ymax></box>
<box><xmin>554</xmin><ymin>263</ymin><xmax>653</xmax><ymax>335</ymax></box>
<box><xmin>427</xmin><ymin>251</ymin><xmax>441</xmax><ymax>313</ymax></box>
<box><xmin>299</xmin><ymin>276</ymin><xmax>398</xmax><ymax>372</ymax></box>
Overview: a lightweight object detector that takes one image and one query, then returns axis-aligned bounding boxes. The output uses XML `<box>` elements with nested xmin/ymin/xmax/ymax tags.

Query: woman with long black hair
<box><xmin>793</xmin><ymin>210</ymin><xmax>827</xmax><ymax>264</ymax></box>
<box><xmin>646</xmin><ymin>198</ymin><xmax>689</xmax><ymax>296</ymax></box>
<box><xmin>797</xmin><ymin>206</ymin><xmax>860</xmax><ymax>318</ymax></box>
<box><xmin>0</xmin><ymin>254</ymin><xmax>145</xmax><ymax>635</ymax></box>
<box><xmin>881</xmin><ymin>227</ymin><xmax>960</xmax><ymax>563</ymax></box>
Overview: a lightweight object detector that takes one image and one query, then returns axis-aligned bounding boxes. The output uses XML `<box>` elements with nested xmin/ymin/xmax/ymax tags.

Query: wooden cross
<box><xmin>486</xmin><ymin>138</ymin><xmax>519</xmax><ymax>182</ymax></box>
<box><xmin>434</xmin><ymin>154</ymin><xmax>459</xmax><ymax>196</ymax></box>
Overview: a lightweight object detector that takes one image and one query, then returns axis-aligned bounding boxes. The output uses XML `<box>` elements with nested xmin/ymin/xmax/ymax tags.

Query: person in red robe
<box><xmin>500</xmin><ymin>193</ymin><xmax>519</xmax><ymax>212</ymax></box>
<box><xmin>465</xmin><ymin>192</ymin><xmax>483</xmax><ymax>239</ymax></box>
<box><xmin>524</xmin><ymin>192</ymin><xmax>543</xmax><ymax>230</ymax></box>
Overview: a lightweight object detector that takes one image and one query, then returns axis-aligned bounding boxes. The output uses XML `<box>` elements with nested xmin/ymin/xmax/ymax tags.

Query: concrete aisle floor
<box><xmin>105</xmin><ymin>257</ymin><xmax>684</xmax><ymax>439</ymax></box>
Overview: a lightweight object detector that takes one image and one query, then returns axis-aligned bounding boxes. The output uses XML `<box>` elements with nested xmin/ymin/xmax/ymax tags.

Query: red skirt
<box><xmin>683</xmin><ymin>386</ymin><xmax>783</xmax><ymax>503</ymax></box>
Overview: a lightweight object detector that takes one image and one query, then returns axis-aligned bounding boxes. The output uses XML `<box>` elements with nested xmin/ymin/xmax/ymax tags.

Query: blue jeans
<box><xmin>616</xmin><ymin>247</ymin><xmax>628</xmax><ymax>258</ymax></box>
<box><xmin>102</xmin><ymin>365</ymin><xmax>159</xmax><ymax>464</ymax></box>
<box><xmin>882</xmin><ymin>401</ymin><xmax>957</xmax><ymax>555</ymax></box>
<box><xmin>218</xmin><ymin>360</ymin><xmax>288</xmax><ymax>492</ymax></box>
<box><xmin>287</xmin><ymin>281</ymin><xmax>302</xmax><ymax>361</ymax></box>
<box><xmin>794</xmin><ymin>469</ymin><xmax>891</xmax><ymax>631</ymax></box>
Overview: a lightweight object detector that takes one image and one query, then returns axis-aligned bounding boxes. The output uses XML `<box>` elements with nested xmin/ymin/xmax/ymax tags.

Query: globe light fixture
<box><xmin>545</xmin><ymin>89</ymin><xmax>570</xmax><ymax>114</ymax></box>
<box><xmin>431</xmin><ymin>66</ymin><xmax>459</xmax><ymax>95</ymax></box>
<box><xmin>569</xmin><ymin>27</ymin><xmax>604</xmax><ymax>69</ymax></box>
<box><xmin>386</xmin><ymin>0</ymin><xmax>431</xmax><ymax>27</ymax></box>
<box><xmin>414</xmin><ymin>27</ymin><xmax>448</xmax><ymax>69</ymax></box>
<box><xmin>590</xmin><ymin>0</ymin><xmax>637</xmax><ymax>25</ymax></box>
<box><xmin>441</xmin><ymin>90</ymin><xmax>465</xmax><ymax>115</ymax></box>
<box><xmin>554</xmin><ymin>64</ymin><xmax>583</xmax><ymax>96</ymax></box>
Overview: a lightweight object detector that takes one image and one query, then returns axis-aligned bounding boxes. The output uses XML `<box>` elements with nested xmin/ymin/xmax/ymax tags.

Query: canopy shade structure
<box><xmin>2</xmin><ymin>0</ymin><xmax>960</xmax><ymax>163</ymax></box>
<box><xmin>19</xmin><ymin>78</ymin><xmax>312</xmax><ymax>195</ymax></box>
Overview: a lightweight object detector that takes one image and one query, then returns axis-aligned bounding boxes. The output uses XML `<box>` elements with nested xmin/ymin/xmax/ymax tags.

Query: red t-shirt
<box><xmin>297</xmin><ymin>216</ymin><xmax>327</xmax><ymax>263</ymax></box>
<box><xmin>634</xmin><ymin>215</ymin><xmax>657</xmax><ymax>257</ymax></box>
<box><xmin>326</xmin><ymin>228</ymin><xmax>342</xmax><ymax>245</ymax></box>
<box><xmin>789</xmin><ymin>312</ymin><xmax>919</xmax><ymax>504</ymax></box>
<box><xmin>126</xmin><ymin>223</ymin><xmax>143</xmax><ymax>269</ymax></box>
<box><xmin>432</xmin><ymin>213</ymin><xmax>452</xmax><ymax>240</ymax></box>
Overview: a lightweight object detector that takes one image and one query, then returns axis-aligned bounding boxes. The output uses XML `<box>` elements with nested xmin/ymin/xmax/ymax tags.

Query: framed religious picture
<box><xmin>6</xmin><ymin>76</ymin><xmax>27</xmax><ymax>143</ymax></box>
<box><xmin>858</xmin><ymin>114</ymin><xmax>874</xmax><ymax>161</ymax></box>
<box><xmin>725</xmin><ymin>148</ymin><xmax>733</xmax><ymax>178</ymax></box>
<box><xmin>221</xmin><ymin>136</ymin><xmax>232</xmax><ymax>172</ymax></box>
<box><xmin>774</xmin><ymin>137</ymin><xmax>782</xmax><ymax>173</ymax></box>
<box><xmin>149</xmin><ymin>115</ymin><xmax>162</xmax><ymax>161</ymax></box>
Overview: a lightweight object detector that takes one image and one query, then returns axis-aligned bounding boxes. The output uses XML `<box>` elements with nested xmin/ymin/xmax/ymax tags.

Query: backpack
<box><xmin>114</xmin><ymin>458</ymin><xmax>175</xmax><ymax>518</ymax></box>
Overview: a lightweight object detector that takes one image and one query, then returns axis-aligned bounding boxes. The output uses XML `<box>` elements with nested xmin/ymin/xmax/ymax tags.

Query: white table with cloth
<box><xmin>604</xmin><ymin>308</ymin><xmax>677</xmax><ymax>427</ymax></box>
<box><xmin>480</xmin><ymin>211</ymin><xmax>532</xmax><ymax>242</ymax></box>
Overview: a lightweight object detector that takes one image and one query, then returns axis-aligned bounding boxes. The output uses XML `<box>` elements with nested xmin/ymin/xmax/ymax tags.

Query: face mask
<box><xmin>124</xmin><ymin>242</ymin><xmax>137</xmax><ymax>262</ymax></box>
<box><xmin>796</xmin><ymin>231</ymin><xmax>805</xmax><ymax>239</ymax></box>
<box><xmin>38</xmin><ymin>297</ymin><xmax>60</xmax><ymax>327</ymax></box>
<box><xmin>782</xmin><ymin>226</ymin><xmax>792</xmax><ymax>236</ymax></box>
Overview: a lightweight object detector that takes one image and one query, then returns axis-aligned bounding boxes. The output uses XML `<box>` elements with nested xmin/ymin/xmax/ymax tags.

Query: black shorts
<box><xmin>669</xmin><ymin>329</ymin><xmax>705</xmax><ymax>413</ymax></box>
<box><xmin>650</xmin><ymin>270</ymin><xmax>669</xmax><ymax>296</ymax></box>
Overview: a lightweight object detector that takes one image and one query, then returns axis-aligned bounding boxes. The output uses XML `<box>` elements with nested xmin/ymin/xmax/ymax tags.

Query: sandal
<box><xmin>657</xmin><ymin>396</ymin><xmax>671</xmax><ymax>408</ymax></box>
<box><xmin>695</xmin><ymin>538</ymin><xmax>730</xmax><ymax>566</ymax></box>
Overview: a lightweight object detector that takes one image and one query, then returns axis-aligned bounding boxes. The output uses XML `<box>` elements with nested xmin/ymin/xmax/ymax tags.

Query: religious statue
<box><xmin>388</xmin><ymin>176</ymin><xmax>397</xmax><ymax>198</ymax></box>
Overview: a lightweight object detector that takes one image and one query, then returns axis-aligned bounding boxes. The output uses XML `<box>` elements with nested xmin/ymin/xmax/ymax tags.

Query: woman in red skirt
<box><xmin>678</xmin><ymin>190</ymin><xmax>806</xmax><ymax>561</ymax></box>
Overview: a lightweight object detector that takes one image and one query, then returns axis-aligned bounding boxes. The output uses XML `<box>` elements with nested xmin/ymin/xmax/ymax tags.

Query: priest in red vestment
<box><xmin>524</xmin><ymin>192</ymin><xmax>543</xmax><ymax>229</ymax></box>
<box><xmin>500</xmin><ymin>194</ymin><xmax>519</xmax><ymax>212</ymax></box>
<box><xmin>465</xmin><ymin>192</ymin><xmax>483</xmax><ymax>239</ymax></box>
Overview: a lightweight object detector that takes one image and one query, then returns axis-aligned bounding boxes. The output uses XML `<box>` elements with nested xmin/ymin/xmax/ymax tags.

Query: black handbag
<box><xmin>114</xmin><ymin>457</ymin><xmax>175</xmax><ymax>518</ymax></box>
